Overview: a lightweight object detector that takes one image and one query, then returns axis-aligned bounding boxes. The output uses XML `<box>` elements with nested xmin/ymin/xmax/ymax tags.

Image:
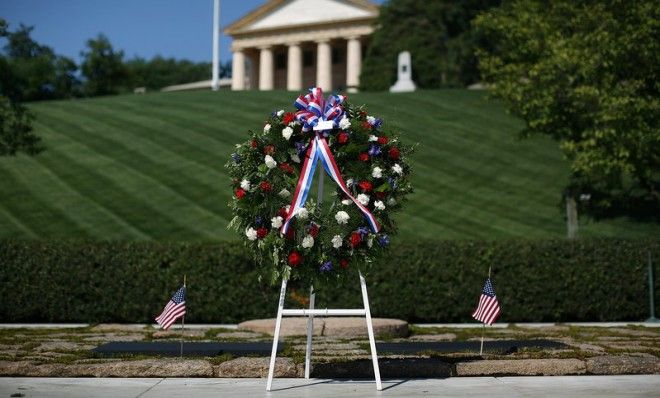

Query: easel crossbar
<box><xmin>281</xmin><ymin>309</ymin><xmax>366</xmax><ymax>316</ymax></box>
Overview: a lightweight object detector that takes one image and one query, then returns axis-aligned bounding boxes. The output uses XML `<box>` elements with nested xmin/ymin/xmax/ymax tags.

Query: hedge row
<box><xmin>0</xmin><ymin>239</ymin><xmax>657</xmax><ymax>323</ymax></box>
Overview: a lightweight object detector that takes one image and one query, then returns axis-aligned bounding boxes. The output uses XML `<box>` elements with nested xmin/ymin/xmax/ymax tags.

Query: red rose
<box><xmin>358</xmin><ymin>180</ymin><xmax>373</xmax><ymax>192</ymax></box>
<box><xmin>350</xmin><ymin>231</ymin><xmax>362</xmax><ymax>247</ymax></box>
<box><xmin>340</xmin><ymin>258</ymin><xmax>349</xmax><ymax>269</ymax></box>
<box><xmin>359</xmin><ymin>111</ymin><xmax>367</xmax><ymax>118</ymax></box>
<box><xmin>250</xmin><ymin>139</ymin><xmax>258</xmax><ymax>148</ymax></box>
<box><xmin>283</xmin><ymin>112</ymin><xmax>296</xmax><ymax>125</ymax></box>
<box><xmin>278</xmin><ymin>207</ymin><xmax>289</xmax><ymax>218</ymax></box>
<box><xmin>388</xmin><ymin>147</ymin><xmax>400</xmax><ymax>160</ymax></box>
<box><xmin>338</xmin><ymin>132</ymin><xmax>349</xmax><ymax>144</ymax></box>
<box><xmin>362</xmin><ymin>121</ymin><xmax>372</xmax><ymax>130</ymax></box>
<box><xmin>256</xmin><ymin>227</ymin><xmax>268</xmax><ymax>239</ymax></box>
<box><xmin>263</xmin><ymin>145</ymin><xmax>275</xmax><ymax>155</ymax></box>
<box><xmin>288</xmin><ymin>251</ymin><xmax>302</xmax><ymax>267</ymax></box>
<box><xmin>235</xmin><ymin>188</ymin><xmax>246</xmax><ymax>199</ymax></box>
<box><xmin>375</xmin><ymin>191</ymin><xmax>387</xmax><ymax>200</ymax></box>
<box><xmin>260</xmin><ymin>181</ymin><xmax>272</xmax><ymax>192</ymax></box>
<box><xmin>377</xmin><ymin>136</ymin><xmax>389</xmax><ymax>145</ymax></box>
<box><xmin>309</xmin><ymin>223</ymin><xmax>320</xmax><ymax>238</ymax></box>
<box><xmin>279</xmin><ymin>162</ymin><xmax>294</xmax><ymax>174</ymax></box>
<box><xmin>358</xmin><ymin>153</ymin><xmax>369</xmax><ymax>162</ymax></box>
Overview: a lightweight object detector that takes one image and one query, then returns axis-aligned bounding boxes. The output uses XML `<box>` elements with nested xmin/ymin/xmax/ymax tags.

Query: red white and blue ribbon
<box><xmin>281</xmin><ymin>88</ymin><xmax>380</xmax><ymax>235</ymax></box>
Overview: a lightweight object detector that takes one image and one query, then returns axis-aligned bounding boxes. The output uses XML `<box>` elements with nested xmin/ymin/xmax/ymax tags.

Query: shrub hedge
<box><xmin>0</xmin><ymin>239</ymin><xmax>657</xmax><ymax>323</ymax></box>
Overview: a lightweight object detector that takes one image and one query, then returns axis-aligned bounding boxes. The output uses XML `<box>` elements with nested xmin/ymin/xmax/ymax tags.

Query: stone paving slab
<box><xmin>238</xmin><ymin>317</ymin><xmax>408</xmax><ymax>337</ymax></box>
<box><xmin>2</xmin><ymin>376</ymin><xmax>660</xmax><ymax>398</ymax></box>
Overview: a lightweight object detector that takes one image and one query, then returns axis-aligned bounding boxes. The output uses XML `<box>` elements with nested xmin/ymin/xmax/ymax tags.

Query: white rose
<box><xmin>288</xmin><ymin>121</ymin><xmax>298</xmax><ymax>127</ymax></box>
<box><xmin>263</xmin><ymin>124</ymin><xmax>271</xmax><ymax>133</ymax></box>
<box><xmin>302</xmin><ymin>235</ymin><xmax>314</xmax><ymax>248</ymax></box>
<box><xmin>368</xmin><ymin>135</ymin><xmax>378</xmax><ymax>142</ymax></box>
<box><xmin>339</xmin><ymin>116</ymin><xmax>351</xmax><ymax>130</ymax></box>
<box><xmin>240</xmin><ymin>179</ymin><xmax>251</xmax><ymax>190</ymax></box>
<box><xmin>291</xmin><ymin>153</ymin><xmax>301</xmax><ymax>163</ymax></box>
<box><xmin>277</xmin><ymin>110</ymin><xmax>284</xmax><ymax>117</ymax></box>
<box><xmin>367</xmin><ymin>234</ymin><xmax>374</xmax><ymax>248</ymax></box>
<box><xmin>278</xmin><ymin>188</ymin><xmax>290</xmax><ymax>198</ymax></box>
<box><xmin>335</xmin><ymin>211</ymin><xmax>350</xmax><ymax>224</ymax></box>
<box><xmin>372</xmin><ymin>166</ymin><xmax>383</xmax><ymax>179</ymax></box>
<box><xmin>271</xmin><ymin>216</ymin><xmax>283</xmax><ymax>229</ymax></box>
<box><xmin>297</xmin><ymin>207</ymin><xmax>309</xmax><ymax>219</ymax></box>
<box><xmin>374</xmin><ymin>200</ymin><xmax>385</xmax><ymax>211</ymax></box>
<box><xmin>264</xmin><ymin>155</ymin><xmax>277</xmax><ymax>169</ymax></box>
<box><xmin>367</xmin><ymin>116</ymin><xmax>376</xmax><ymax>125</ymax></box>
<box><xmin>357</xmin><ymin>194</ymin><xmax>370</xmax><ymax>205</ymax></box>
<box><xmin>245</xmin><ymin>227</ymin><xmax>257</xmax><ymax>241</ymax></box>
<box><xmin>282</xmin><ymin>126</ymin><xmax>293</xmax><ymax>140</ymax></box>
<box><xmin>341</xmin><ymin>199</ymin><xmax>351</xmax><ymax>205</ymax></box>
<box><xmin>392</xmin><ymin>164</ymin><xmax>403</xmax><ymax>175</ymax></box>
<box><xmin>331</xmin><ymin>235</ymin><xmax>343</xmax><ymax>249</ymax></box>
<box><xmin>346</xmin><ymin>178</ymin><xmax>354</xmax><ymax>187</ymax></box>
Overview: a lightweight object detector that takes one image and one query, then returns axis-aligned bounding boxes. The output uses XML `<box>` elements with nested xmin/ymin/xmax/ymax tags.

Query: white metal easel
<box><xmin>265</xmin><ymin>272</ymin><xmax>382</xmax><ymax>391</ymax></box>
<box><xmin>266</xmin><ymin>123</ymin><xmax>382</xmax><ymax>391</ymax></box>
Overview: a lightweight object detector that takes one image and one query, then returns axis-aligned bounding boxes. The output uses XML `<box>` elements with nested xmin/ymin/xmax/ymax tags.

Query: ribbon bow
<box><xmin>281</xmin><ymin>88</ymin><xmax>380</xmax><ymax>235</ymax></box>
<box><xmin>294</xmin><ymin>87</ymin><xmax>346</xmax><ymax>132</ymax></box>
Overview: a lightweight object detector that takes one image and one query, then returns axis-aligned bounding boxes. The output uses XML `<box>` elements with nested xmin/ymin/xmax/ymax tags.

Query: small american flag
<box><xmin>472</xmin><ymin>278</ymin><xmax>501</xmax><ymax>325</ymax></box>
<box><xmin>155</xmin><ymin>286</ymin><xmax>186</xmax><ymax>330</ymax></box>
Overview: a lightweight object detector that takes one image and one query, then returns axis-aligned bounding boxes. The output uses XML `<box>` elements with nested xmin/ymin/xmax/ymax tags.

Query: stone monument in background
<box><xmin>390</xmin><ymin>51</ymin><xmax>416</xmax><ymax>93</ymax></box>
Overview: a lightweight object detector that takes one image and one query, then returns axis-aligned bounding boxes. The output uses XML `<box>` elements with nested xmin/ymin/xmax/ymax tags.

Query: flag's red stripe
<box><xmin>158</xmin><ymin>303</ymin><xmax>186</xmax><ymax>326</ymax></box>
<box><xmin>159</xmin><ymin>307</ymin><xmax>186</xmax><ymax>330</ymax></box>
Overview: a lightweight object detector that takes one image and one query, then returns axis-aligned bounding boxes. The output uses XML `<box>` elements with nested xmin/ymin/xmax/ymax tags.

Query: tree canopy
<box><xmin>475</xmin><ymin>0</ymin><xmax>659</xmax><ymax>220</ymax></box>
<box><xmin>360</xmin><ymin>0</ymin><xmax>499</xmax><ymax>90</ymax></box>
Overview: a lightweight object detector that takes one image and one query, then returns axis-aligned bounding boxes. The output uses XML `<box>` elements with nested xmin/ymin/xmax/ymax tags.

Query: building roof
<box><xmin>225</xmin><ymin>0</ymin><xmax>379</xmax><ymax>36</ymax></box>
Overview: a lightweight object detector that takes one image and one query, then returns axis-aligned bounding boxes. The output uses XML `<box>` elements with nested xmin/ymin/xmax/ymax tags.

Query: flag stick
<box><xmin>479</xmin><ymin>266</ymin><xmax>492</xmax><ymax>356</ymax></box>
<box><xmin>180</xmin><ymin>274</ymin><xmax>186</xmax><ymax>358</ymax></box>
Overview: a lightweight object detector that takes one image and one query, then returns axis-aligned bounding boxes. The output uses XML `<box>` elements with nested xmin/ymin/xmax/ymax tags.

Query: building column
<box><xmin>346</xmin><ymin>37</ymin><xmax>361</xmax><ymax>93</ymax></box>
<box><xmin>315</xmin><ymin>40</ymin><xmax>332</xmax><ymax>91</ymax></box>
<box><xmin>287</xmin><ymin>42</ymin><xmax>302</xmax><ymax>91</ymax></box>
<box><xmin>231</xmin><ymin>50</ymin><xmax>245</xmax><ymax>91</ymax></box>
<box><xmin>259</xmin><ymin>46</ymin><xmax>274</xmax><ymax>91</ymax></box>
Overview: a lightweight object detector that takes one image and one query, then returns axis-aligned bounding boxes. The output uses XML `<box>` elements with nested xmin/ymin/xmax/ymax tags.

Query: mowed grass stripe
<box><xmin>0</xmin><ymin>161</ymin><xmax>89</xmax><ymax>238</ymax></box>
<box><xmin>1</xmin><ymin>132</ymin><xmax>150</xmax><ymax>239</ymax></box>
<box><xmin>27</xmin><ymin>114</ymin><xmax>221</xmax><ymax>240</ymax></box>
<box><xmin>42</xmin><ymin>102</ymin><xmax>230</xmax><ymax>219</ymax></box>
<box><xmin>0</xmin><ymin>200</ymin><xmax>39</xmax><ymax>238</ymax></box>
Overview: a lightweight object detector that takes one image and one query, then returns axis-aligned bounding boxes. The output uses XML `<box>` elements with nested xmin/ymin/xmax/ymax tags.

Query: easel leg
<box><xmin>304</xmin><ymin>285</ymin><xmax>315</xmax><ymax>379</ymax></box>
<box><xmin>266</xmin><ymin>278</ymin><xmax>288</xmax><ymax>391</ymax></box>
<box><xmin>359</xmin><ymin>271</ymin><xmax>382</xmax><ymax>391</ymax></box>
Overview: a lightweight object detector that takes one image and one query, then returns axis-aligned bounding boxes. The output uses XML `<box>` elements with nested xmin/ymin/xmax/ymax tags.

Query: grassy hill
<box><xmin>0</xmin><ymin>89</ymin><xmax>656</xmax><ymax>240</ymax></box>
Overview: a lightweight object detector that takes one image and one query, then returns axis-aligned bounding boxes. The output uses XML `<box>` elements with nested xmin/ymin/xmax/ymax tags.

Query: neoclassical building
<box><xmin>225</xmin><ymin>0</ymin><xmax>378</xmax><ymax>92</ymax></box>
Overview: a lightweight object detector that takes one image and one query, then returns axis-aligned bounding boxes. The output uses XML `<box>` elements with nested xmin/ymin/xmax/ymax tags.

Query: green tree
<box><xmin>80</xmin><ymin>34</ymin><xmax>127</xmax><ymax>96</ymax></box>
<box><xmin>0</xmin><ymin>19</ymin><xmax>42</xmax><ymax>156</ymax></box>
<box><xmin>0</xmin><ymin>22</ymin><xmax>80</xmax><ymax>101</ymax></box>
<box><xmin>475</xmin><ymin>0</ymin><xmax>659</xmax><ymax>220</ymax></box>
<box><xmin>360</xmin><ymin>0</ymin><xmax>500</xmax><ymax>90</ymax></box>
<box><xmin>125</xmin><ymin>56</ymin><xmax>215</xmax><ymax>90</ymax></box>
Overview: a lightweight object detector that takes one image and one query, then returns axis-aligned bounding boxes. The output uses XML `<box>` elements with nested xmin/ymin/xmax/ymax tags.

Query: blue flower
<box><xmin>231</xmin><ymin>153</ymin><xmax>241</xmax><ymax>163</ymax></box>
<box><xmin>368</xmin><ymin>144</ymin><xmax>381</xmax><ymax>157</ymax></box>
<box><xmin>378</xmin><ymin>234</ymin><xmax>390</xmax><ymax>247</ymax></box>
<box><xmin>372</xmin><ymin>118</ymin><xmax>383</xmax><ymax>129</ymax></box>
<box><xmin>320</xmin><ymin>261</ymin><xmax>333</xmax><ymax>272</ymax></box>
<box><xmin>357</xmin><ymin>226</ymin><xmax>369</xmax><ymax>237</ymax></box>
<box><xmin>388</xmin><ymin>176</ymin><xmax>398</xmax><ymax>190</ymax></box>
<box><xmin>255</xmin><ymin>216</ymin><xmax>264</xmax><ymax>226</ymax></box>
<box><xmin>295</xmin><ymin>141</ymin><xmax>308</xmax><ymax>155</ymax></box>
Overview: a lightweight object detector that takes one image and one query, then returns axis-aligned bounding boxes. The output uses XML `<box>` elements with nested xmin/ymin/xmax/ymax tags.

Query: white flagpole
<box><xmin>180</xmin><ymin>274</ymin><xmax>187</xmax><ymax>358</ymax></box>
<box><xmin>211</xmin><ymin>0</ymin><xmax>220</xmax><ymax>91</ymax></box>
<box><xmin>479</xmin><ymin>266</ymin><xmax>492</xmax><ymax>356</ymax></box>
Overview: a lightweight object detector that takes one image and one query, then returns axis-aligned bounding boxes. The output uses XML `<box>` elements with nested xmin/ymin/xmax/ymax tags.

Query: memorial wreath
<box><xmin>227</xmin><ymin>88</ymin><xmax>413</xmax><ymax>285</ymax></box>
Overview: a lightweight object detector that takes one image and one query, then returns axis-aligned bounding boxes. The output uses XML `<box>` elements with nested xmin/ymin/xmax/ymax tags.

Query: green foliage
<box><xmin>0</xmin><ymin>96</ymin><xmax>41</xmax><ymax>156</ymax></box>
<box><xmin>360</xmin><ymin>0</ymin><xmax>499</xmax><ymax>90</ymax></box>
<box><xmin>0</xmin><ymin>239</ymin><xmax>657</xmax><ymax>323</ymax></box>
<box><xmin>125</xmin><ymin>56</ymin><xmax>228</xmax><ymax>91</ymax></box>
<box><xmin>475</xmin><ymin>0</ymin><xmax>660</xmax><ymax>220</ymax></box>
<box><xmin>80</xmin><ymin>34</ymin><xmax>128</xmax><ymax>96</ymax></box>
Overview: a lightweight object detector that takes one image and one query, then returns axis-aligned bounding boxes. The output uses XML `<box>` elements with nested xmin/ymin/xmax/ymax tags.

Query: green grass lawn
<box><xmin>0</xmin><ymin>89</ymin><xmax>656</xmax><ymax>240</ymax></box>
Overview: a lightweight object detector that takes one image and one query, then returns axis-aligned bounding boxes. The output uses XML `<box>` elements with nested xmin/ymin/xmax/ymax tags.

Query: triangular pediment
<box><xmin>226</xmin><ymin>0</ymin><xmax>378</xmax><ymax>34</ymax></box>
